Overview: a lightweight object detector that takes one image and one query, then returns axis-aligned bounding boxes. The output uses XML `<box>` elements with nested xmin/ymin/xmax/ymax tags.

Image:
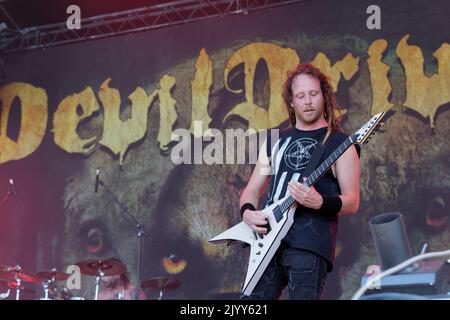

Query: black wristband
<box><xmin>240</xmin><ymin>203</ymin><xmax>256</xmax><ymax>219</ymax></box>
<box><xmin>319</xmin><ymin>195</ymin><xmax>342</xmax><ymax>217</ymax></box>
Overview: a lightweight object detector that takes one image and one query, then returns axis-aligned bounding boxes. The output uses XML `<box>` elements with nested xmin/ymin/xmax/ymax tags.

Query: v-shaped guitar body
<box><xmin>209</xmin><ymin>197</ymin><xmax>296</xmax><ymax>295</ymax></box>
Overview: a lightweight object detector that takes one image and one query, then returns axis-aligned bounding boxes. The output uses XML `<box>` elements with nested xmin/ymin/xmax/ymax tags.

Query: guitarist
<box><xmin>240</xmin><ymin>64</ymin><xmax>360</xmax><ymax>300</ymax></box>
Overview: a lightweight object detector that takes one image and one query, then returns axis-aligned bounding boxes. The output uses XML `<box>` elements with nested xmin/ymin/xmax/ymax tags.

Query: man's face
<box><xmin>291</xmin><ymin>74</ymin><xmax>325</xmax><ymax>126</ymax></box>
<box><xmin>101</xmin><ymin>275</ymin><xmax>121</xmax><ymax>289</ymax></box>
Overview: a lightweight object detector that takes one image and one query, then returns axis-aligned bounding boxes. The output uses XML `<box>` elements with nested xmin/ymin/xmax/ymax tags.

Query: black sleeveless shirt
<box><xmin>264</xmin><ymin>126</ymin><xmax>350</xmax><ymax>272</ymax></box>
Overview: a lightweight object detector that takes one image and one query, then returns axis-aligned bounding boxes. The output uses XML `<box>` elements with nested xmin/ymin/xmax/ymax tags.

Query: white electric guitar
<box><xmin>209</xmin><ymin>112</ymin><xmax>386</xmax><ymax>296</ymax></box>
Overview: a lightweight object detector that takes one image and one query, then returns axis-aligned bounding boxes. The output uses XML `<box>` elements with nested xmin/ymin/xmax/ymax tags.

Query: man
<box><xmin>239</xmin><ymin>63</ymin><xmax>360</xmax><ymax>300</ymax></box>
<box><xmin>98</xmin><ymin>272</ymin><xmax>147</xmax><ymax>300</ymax></box>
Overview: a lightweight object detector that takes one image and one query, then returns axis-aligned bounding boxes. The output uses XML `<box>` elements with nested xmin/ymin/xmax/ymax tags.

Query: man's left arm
<box><xmin>334</xmin><ymin>145</ymin><xmax>360</xmax><ymax>215</ymax></box>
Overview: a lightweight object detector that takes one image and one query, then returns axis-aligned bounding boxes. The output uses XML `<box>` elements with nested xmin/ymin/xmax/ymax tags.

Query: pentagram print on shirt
<box><xmin>284</xmin><ymin>137</ymin><xmax>319</xmax><ymax>171</ymax></box>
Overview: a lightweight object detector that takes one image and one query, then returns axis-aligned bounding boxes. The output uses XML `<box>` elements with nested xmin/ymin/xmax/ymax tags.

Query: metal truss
<box><xmin>0</xmin><ymin>0</ymin><xmax>305</xmax><ymax>54</ymax></box>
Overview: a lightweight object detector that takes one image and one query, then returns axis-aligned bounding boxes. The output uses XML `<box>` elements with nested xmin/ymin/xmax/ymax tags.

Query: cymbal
<box><xmin>0</xmin><ymin>265</ymin><xmax>40</xmax><ymax>284</ymax></box>
<box><xmin>37</xmin><ymin>270</ymin><xmax>70</xmax><ymax>281</ymax></box>
<box><xmin>0</xmin><ymin>279</ymin><xmax>35</xmax><ymax>294</ymax></box>
<box><xmin>75</xmin><ymin>258</ymin><xmax>126</xmax><ymax>276</ymax></box>
<box><xmin>141</xmin><ymin>277</ymin><xmax>181</xmax><ymax>292</ymax></box>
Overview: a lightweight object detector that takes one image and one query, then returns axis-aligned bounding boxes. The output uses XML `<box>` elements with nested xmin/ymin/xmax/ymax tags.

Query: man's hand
<box><xmin>287</xmin><ymin>180</ymin><xmax>323</xmax><ymax>210</ymax></box>
<box><xmin>243</xmin><ymin>210</ymin><xmax>269</xmax><ymax>234</ymax></box>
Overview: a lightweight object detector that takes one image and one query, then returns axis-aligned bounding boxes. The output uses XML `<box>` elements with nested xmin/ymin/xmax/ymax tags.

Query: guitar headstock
<box><xmin>353</xmin><ymin>112</ymin><xmax>386</xmax><ymax>145</ymax></box>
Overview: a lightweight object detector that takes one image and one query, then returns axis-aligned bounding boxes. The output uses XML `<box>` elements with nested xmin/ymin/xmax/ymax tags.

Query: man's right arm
<box><xmin>240</xmin><ymin>139</ymin><xmax>272</xmax><ymax>234</ymax></box>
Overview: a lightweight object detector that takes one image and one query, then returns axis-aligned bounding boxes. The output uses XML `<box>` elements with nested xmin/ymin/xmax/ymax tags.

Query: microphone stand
<box><xmin>97</xmin><ymin>178</ymin><xmax>151</xmax><ymax>300</ymax></box>
<box><xmin>1</xmin><ymin>190</ymin><xmax>12</xmax><ymax>207</ymax></box>
<box><xmin>1</xmin><ymin>179</ymin><xmax>18</xmax><ymax>207</ymax></box>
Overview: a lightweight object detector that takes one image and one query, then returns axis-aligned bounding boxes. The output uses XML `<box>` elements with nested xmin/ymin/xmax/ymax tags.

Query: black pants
<box><xmin>240</xmin><ymin>247</ymin><xmax>328</xmax><ymax>300</ymax></box>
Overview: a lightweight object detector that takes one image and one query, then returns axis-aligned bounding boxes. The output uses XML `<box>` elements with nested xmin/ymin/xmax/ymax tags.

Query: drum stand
<box><xmin>158</xmin><ymin>288</ymin><xmax>165</xmax><ymax>300</ymax></box>
<box><xmin>40</xmin><ymin>279</ymin><xmax>55</xmax><ymax>300</ymax></box>
<box><xmin>13</xmin><ymin>265</ymin><xmax>24</xmax><ymax>300</ymax></box>
<box><xmin>96</xmin><ymin>175</ymin><xmax>151</xmax><ymax>300</ymax></box>
<box><xmin>94</xmin><ymin>269</ymin><xmax>105</xmax><ymax>300</ymax></box>
<box><xmin>14</xmin><ymin>275</ymin><xmax>21</xmax><ymax>300</ymax></box>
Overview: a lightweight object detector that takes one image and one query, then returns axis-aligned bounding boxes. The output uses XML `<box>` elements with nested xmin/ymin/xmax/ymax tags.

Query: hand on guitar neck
<box><xmin>287</xmin><ymin>180</ymin><xmax>323</xmax><ymax>210</ymax></box>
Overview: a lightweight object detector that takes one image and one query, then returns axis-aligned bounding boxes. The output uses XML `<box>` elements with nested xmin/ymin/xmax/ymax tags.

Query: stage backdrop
<box><xmin>1</xmin><ymin>0</ymin><xmax>449</xmax><ymax>299</ymax></box>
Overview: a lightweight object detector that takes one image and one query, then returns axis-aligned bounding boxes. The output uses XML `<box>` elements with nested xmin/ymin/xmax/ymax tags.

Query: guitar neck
<box><xmin>279</xmin><ymin>135</ymin><xmax>355</xmax><ymax>212</ymax></box>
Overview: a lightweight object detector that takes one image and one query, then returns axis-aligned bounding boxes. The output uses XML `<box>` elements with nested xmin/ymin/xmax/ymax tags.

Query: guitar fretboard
<box><xmin>277</xmin><ymin>134</ymin><xmax>355</xmax><ymax>216</ymax></box>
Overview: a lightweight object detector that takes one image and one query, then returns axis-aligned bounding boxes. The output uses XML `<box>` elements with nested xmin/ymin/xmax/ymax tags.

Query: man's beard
<box><xmin>296</xmin><ymin>108</ymin><xmax>324</xmax><ymax>125</ymax></box>
<box><xmin>104</xmin><ymin>278</ymin><xmax>120</xmax><ymax>289</ymax></box>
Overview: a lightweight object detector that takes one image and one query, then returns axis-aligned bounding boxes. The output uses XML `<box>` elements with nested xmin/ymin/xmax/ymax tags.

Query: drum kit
<box><xmin>0</xmin><ymin>265</ymin><xmax>40</xmax><ymax>300</ymax></box>
<box><xmin>141</xmin><ymin>276</ymin><xmax>181</xmax><ymax>300</ymax></box>
<box><xmin>0</xmin><ymin>258</ymin><xmax>181</xmax><ymax>300</ymax></box>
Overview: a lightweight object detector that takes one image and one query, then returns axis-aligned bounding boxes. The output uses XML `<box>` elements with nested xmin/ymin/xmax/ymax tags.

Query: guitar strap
<box><xmin>299</xmin><ymin>129</ymin><xmax>328</xmax><ymax>183</ymax></box>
